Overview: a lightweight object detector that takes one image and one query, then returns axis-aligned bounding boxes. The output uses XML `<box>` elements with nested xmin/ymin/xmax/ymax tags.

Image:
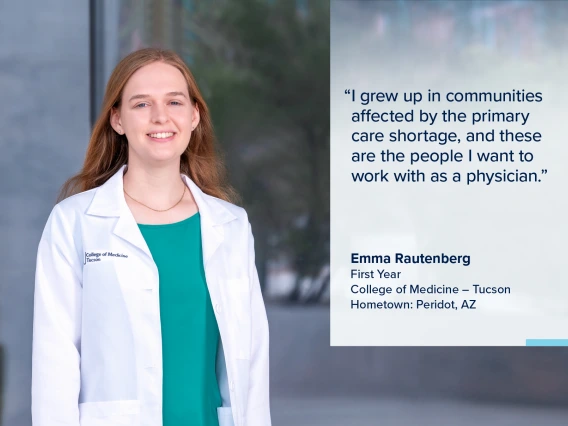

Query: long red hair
<box><xmin>57</xmin><ymin>48</ymin><xmax>238</xmax><ymax>204</ymax></box>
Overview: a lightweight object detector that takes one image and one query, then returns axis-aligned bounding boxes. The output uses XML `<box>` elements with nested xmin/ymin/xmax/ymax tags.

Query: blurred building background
<box><xmin>1</xmin><ymin>0</ymin><xmax>568</xmax><ymax>425</ymax></box>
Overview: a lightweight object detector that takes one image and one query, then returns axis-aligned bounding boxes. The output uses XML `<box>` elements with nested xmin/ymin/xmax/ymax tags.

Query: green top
<box><xmin>138</xmin><ymin>212</ymin><xmax>221</xmax><ymax>426</ymax></box>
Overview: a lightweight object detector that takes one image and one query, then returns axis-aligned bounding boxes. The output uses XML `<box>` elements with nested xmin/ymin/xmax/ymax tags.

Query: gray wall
<box><xmin>0</xmin><ymin>1</ymin><xmax>90</xmax><ymax>425</ymax></box>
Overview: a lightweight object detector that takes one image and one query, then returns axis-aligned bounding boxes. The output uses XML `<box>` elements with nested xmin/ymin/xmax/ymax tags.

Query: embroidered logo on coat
<box><xmin>84</xmin><ymin>251</ymin><xmax>129</xmax><ymax>264</ymax></box>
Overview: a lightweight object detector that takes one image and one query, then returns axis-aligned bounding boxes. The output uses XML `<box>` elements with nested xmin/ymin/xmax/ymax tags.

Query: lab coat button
<box><xmin>214</xmin><ymin>303</ymin><xmax>221</xmax><ymax>313</ymax></box>
<box><xmin>229</xmin><ymin>380</ymin><xmax>235</xmax><ymax>391</ymax></box>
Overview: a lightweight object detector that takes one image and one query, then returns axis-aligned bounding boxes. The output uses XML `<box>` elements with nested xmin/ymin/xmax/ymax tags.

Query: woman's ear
<box><xmin>110</xmin><ymin>107</ymin><xmax>124</xmax><ymax>135</ymax></box>
<box><xmin>191</xmin><ymin>103</ymin><xmax>200</xmax><ymax>131</ymax></box>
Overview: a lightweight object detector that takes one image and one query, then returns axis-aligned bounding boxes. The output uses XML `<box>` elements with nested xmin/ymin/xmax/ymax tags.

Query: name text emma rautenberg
<box><xmin>351</xmin><ymin>252</ymin><xmax>470</xmax><ymax>266</ymax></box>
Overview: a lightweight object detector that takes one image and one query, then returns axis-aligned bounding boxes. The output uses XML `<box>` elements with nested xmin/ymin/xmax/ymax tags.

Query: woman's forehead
<box><xmin>124</xmin><ymin>62</ymin><xmax>188</xmax><ymax>96</ymax></box>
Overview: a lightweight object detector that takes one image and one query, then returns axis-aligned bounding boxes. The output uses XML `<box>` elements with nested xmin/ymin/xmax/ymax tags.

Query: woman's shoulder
<box><xmin>55</xmin><ymin>187</ymin><xmax>99</xmax><ymax>215</ymax></box>
<box><xmin>201</xmin><ymin>192</ymin><xmax>250</xmax><ymax>224</ymax></box>
<box><xmin>40</xmin><ymin>188</ymin><xmax>98</xmax><ymax>247</ymax></box>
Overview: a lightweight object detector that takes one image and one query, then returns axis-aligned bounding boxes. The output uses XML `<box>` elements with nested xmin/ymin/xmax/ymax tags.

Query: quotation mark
<box><xmin>345</xmin><ymin>89</ymin><xmax>351</xmax><ymax>95</ymax></box>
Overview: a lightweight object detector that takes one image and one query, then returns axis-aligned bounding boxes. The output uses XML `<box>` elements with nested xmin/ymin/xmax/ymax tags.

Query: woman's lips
<box><xmin>147</xmin><ymin>132</ymin><xmax>176</xmax><ymax>142</ymax></box>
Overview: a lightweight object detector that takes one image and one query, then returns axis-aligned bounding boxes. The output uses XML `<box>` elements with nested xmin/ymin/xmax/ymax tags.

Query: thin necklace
<box><xmin>123</xmin><ymin>184</ymin><xmax>186</xmax><ymax>212</ymax></box>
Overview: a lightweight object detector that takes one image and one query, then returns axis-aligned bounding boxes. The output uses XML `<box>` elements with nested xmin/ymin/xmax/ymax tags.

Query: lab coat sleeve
<box><xmin>245</xmin><ymin>222</ymin><xmax>272</xmax><ymax>426</ymax></box>
<box><xmin>32</xmin><ymin>203</ymin><xmax>82</xmax><ymax>425</ymax></box>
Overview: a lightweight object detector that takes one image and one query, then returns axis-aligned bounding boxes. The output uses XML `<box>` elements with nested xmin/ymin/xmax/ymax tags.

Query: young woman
<box><xmin>32</xmin><ymin>48</ymin><xmax>271</xmax><ymax>426</ymax></box>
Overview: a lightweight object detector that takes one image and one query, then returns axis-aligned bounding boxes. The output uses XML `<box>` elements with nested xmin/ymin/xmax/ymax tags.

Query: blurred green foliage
<box><xmin>187</xmin><ymin>0</ymin><xmax>330</xmax><ymax>297</ymax></box>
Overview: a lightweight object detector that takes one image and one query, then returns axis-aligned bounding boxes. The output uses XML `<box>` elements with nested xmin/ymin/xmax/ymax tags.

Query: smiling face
<box><xmin>110</xmin><ymin>61</ymin><xmax>200</xmax><ymax>167</ymax></box>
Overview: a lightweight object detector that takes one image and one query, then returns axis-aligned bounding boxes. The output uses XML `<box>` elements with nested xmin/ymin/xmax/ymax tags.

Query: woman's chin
<box><xmin>141</xmin><ymin>152</ymin><xmax>182</xmax><ymax>165</ymax></box>
<box><xmin>129</xmin><ymin>146</ymin><xmax>185</xmax><ymax>166</ymax></box>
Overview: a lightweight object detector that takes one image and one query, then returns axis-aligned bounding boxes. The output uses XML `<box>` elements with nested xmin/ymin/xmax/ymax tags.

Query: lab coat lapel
<box><xmin>86</xmin><ymin>164</ymin><xmax>154</xmax><ymax>261</ymax></box>
<box><xmin>181</xmin><ymin>174</ymin><xmax>233</xmax><ymax>267</ymax></box>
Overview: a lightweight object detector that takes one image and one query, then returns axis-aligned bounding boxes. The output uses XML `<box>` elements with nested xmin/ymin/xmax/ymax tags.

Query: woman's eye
<box><xmin>135</xmin><ymin>103</ymin><xmax>148</xmax><ymax>108</ymax></box>
<box><xmin>170</xmin><ymin>101</ymin><xmax>182</xmax><ymax>106</ymax></box>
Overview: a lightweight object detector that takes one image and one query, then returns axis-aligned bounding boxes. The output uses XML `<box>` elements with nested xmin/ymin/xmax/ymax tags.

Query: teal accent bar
<box><xmin>526</xmin><ymin>339</ymin><xmax>568</xmax><ymax>346</ymax></box>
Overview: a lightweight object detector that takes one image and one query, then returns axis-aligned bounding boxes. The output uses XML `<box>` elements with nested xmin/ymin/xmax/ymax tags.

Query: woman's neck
<box><xmin>122</xmin><ymin>160</ymin><xmax>186</xmax><ymax>207</ymax></box>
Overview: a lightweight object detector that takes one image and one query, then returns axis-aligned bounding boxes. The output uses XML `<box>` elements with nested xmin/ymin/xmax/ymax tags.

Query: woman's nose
<box><xmin>151</xmin><ymin>104</ymin><xmax>169</xmax><ymax>124</ymax></box>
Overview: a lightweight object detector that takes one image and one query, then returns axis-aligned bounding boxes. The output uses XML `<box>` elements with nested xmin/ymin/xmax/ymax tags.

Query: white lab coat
<box><xmin>32</xmin><ymin>165</ymin><xmax>271</xmax><ymax>426</ymax></box>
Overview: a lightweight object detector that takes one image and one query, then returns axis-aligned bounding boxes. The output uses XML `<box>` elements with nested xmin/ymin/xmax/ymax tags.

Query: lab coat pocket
<box><xmin>79</xmin><ymin>400</ymin><xmax>140</xmax><ymax>425</ymax></box>
<box><xmin>217</xmin><ymin>406</ymin><xmax>235</xmax><ymax>426</ymax></box>
<box><xmin>226</xmin><ymin>278</ymin><xmax>251</xmax><ymax>360</ymax></box>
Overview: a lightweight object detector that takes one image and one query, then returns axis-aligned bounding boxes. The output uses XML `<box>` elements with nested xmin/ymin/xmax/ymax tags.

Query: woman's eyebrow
<box><xmin>128</xmin><ymin>91</ymin><xmax>187</xmax><ymax>101</ymax></box>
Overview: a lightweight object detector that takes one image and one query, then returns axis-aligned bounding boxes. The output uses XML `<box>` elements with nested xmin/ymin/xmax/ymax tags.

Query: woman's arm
<box><xmin>32</xmin><ymin>204</ymin><xmax>82</xmax><ymax>425</ymax></box>
<box><xmin>245</xmin><ymin>222</ymin><xmax>272</xmax><ymax>426</ymax></box>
